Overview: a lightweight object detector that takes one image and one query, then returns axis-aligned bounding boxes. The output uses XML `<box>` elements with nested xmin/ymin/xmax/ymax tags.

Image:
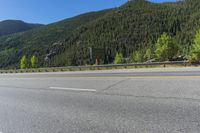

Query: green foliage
<box><xmin>155</xmin><ymin>33</ymin><xmax>179</xmax><ymax>61</ymax></box>
<box><xmin>114</xmin><ymin>53</ymin><xmax>124</xmax><ymax>64</ymax></box>
<box><xmin>20</xmin><ymin>55</ymin><xmax>28</xmax><ymax>69</ymax></box>
<box><xmin>144</xmin><ymin>48</ymin><xmax>153</xmax><ymax>61</ymax></box>
<box><xmin>191</xmin><ymin>29</ymin><xmax>200</xmax><ymax>61</ymax></box>
<box><xmin>155</xmin><ymin>33</ymin><xmax>171</xmax><ymax>61</ymax></box>
<box><xmin>31</xmin><ymin>55</ymin><xmax>38</xmax><ymax>68</ymax></box>
<box><xmin>131</xmin><ymin>51</ymin><xmax>143</xmax><ymax>63</ymax></box>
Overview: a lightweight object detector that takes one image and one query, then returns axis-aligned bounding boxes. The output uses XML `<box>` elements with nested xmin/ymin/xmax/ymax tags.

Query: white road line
<box><xmin>49</xmin><ymin>87</ymin><xmax>97</xmax><ymax>92</ymax></box>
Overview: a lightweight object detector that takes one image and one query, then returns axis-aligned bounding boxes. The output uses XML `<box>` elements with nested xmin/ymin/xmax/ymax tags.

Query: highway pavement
<box><xmin>0</xmin><ymin>67</ymin><xmax>200</xmax><ymax>132</ymax></box>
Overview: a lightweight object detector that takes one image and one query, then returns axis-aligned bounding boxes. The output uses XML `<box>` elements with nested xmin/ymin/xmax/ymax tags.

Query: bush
<box><xmin>144</xmin><ymin>48</ymin><xmax>153</xmax><ymax>61</ymax></box>
<box><xmin>114</xmin><ymin>53</ymin><xmax>124</xmax><ymax>64</ymax></box>
<box><xmin>131</xmin><ymin>51</ymin><xmax>143</xmax><ymax>63</ymax></box>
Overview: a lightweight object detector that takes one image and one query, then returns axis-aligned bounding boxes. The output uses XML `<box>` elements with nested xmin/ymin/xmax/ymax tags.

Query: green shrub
<box><xmin>114</xmin><ymin>53</ymin><xmax>124</xmax><ymax>64</ymax></box>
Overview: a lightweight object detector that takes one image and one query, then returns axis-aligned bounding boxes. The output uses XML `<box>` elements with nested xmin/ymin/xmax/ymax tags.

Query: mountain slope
<box><xmin>0</xmin><ymin>10</ymin><xmax>111</xmax><ymax>68</ymax></box>
<box><xmin>0</xmin><ymin>20</ymin><xmax>43</xmax><ymax>36</ymax></box>
<box><xmin>0</xmin><ymin>0</ymin><xmax>200</xmax><ymax>68</ymax></box>
<box><xmin>49</xmin><ymin>0</ymin><xmax>199</xmax><ymax>66</ymax></box>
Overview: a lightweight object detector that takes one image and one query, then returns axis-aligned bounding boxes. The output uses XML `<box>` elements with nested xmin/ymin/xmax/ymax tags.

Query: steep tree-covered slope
<box><xmin>48</xmin><ymin>0</ymin><xmax>200</xmax><ymax>66</ymax></box>
<box><xmin>0</xmin><ymin>10</ymin><xmax>110</xmax><ymax>68</ymax></box>
<box><xmin>1</xmin><ymin>0</ymin><xmax>200</xmax><ymax>68</ymax></box>
<box><xmin>0</xmin><ymin>20</ymin><xmax>43</xmax><ymax>36</ymax></box>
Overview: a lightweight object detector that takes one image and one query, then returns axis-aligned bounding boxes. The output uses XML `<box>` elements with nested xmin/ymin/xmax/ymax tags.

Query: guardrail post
<box><xmin>163</xmin><ymin>64</ymin><xmax>166</xmax><ymax>68</ymax></box>
<box><xmin>184</xmin><ymin>62</ymin><xmax>187</xmax><ymax>67</ymax></box>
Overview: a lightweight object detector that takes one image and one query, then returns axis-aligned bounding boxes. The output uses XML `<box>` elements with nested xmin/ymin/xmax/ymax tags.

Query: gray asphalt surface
<box><xmin>0</xmin><ymin>67</ymin><xmax>200</xmax><ymax>133</ymax></box>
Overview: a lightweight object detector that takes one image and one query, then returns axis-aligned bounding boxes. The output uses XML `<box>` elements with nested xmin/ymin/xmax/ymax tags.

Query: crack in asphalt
<box><xmin>97</xmin><ymin>92</ymin><xmax>200</xmax><ymax>103</ymax></box>
<box><xmin>2</xmin><ymin>84</ymin><xmax>200</xmax><ymax>103</ymax></box>
<box><xmin>100</xmin><ymin>79</ymin><xmax>129</xmax><ymax>92</ymax></box>
<box><xmin>2</xmin><ymin>80</ymin><xmax>200</xmax><ymax>104</ymax></box>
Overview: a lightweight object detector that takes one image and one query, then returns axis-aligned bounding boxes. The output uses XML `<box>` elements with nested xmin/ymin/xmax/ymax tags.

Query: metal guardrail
<box><xmin>0</xmin><ymin>60</ymin><xmax>189</xmax><ymax>74</ymax></box>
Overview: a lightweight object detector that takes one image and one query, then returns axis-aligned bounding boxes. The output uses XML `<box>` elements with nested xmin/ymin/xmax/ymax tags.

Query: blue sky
<box><xmin>0</xmin><ymin>0</ymin><xmax>176</xmax><ymax>24</ymax></box>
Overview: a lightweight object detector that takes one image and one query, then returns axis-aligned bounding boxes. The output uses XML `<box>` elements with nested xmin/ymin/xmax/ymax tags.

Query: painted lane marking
<box><xmin>49</xmin><ymin>87</ymin><xmax>96</xmax><ymax>92</ymax></box>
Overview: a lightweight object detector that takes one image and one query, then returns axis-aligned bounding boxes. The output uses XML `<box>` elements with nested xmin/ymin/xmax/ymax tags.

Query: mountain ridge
<box><xmin>0</xmin><ymin>20</ymin><xmax>44</xmax><ymax>37</ymax></box>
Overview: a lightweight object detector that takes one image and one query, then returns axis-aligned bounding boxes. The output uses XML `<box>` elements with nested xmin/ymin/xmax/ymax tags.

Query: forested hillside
<box><xmin>49</xmin><ymin>0</ymin><xmax>200</xmax><ymax>66</ymax></box>
<box><xmin>0</xmin><ymin>20</ymin><xmax>43</xmax><ymax>36</ymax></box>
<box><xmin>1</xmin><ymin>0</ymin><xmax>200</xmax><ymax>68</ymax></box>
<box><xmin>0</xmin><ymin>10</ymin><xmax>110</xmax><ymax>68</ymax></box>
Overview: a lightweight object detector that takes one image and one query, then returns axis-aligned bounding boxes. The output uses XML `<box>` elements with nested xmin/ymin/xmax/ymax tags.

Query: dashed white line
<box><xmin>49</xmin><ymin>87</ymin><xmax>97</xmax><ymax>92</ymax></box>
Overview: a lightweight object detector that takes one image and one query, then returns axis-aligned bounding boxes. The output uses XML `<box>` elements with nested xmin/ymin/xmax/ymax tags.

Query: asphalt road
<box><xmin>0</xmin><ymin>67</ymin><xmax>200</xmax><ymax>133</ymax></box>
